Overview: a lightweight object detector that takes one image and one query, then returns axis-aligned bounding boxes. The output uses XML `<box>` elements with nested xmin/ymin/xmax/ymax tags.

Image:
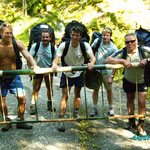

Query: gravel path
<box><xmin>0</xmin><ymin>65</ymin><xmax>150</xmax><ymax>150</ymax></box>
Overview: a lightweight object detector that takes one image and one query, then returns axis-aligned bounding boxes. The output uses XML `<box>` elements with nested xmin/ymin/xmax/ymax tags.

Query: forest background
<box><xmin>1</xmin><ymin>0</ymin><xmax>150</xmax><ymax>97</ymax></box>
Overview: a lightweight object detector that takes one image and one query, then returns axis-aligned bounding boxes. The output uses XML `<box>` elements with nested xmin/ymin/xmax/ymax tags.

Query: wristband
<box><xmin>111</xmin><ymin>75</ymin><xmax>114</xmax><ymax>79</ymax></box>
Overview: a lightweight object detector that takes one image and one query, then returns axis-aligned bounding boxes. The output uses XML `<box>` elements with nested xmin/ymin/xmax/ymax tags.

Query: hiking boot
<box><xmin>47</xmin><ymin>100</ymin><xmax>56</xmax><ymax>112</ymax></box>
<box><xmin>16</xmin><ymin>118</ymin><xmax>32</xmax><ymax>130</ymax></box>
<box><xmin>1</xmin><ymin>117</ymin><xmax>12</xmax><ymax>132</ymax></box>
<box><xmin>30</xmin><ymin>104</ymin><xmax>35</xmax><ymax>115</ymax></box>
<box><xmin>73</xmin><ymin>112</ymin><xmax>80</xmax><ymax>118</ymax></box>
<box><xmin>90</xmin><ymin>109</ymin><xmax>98</xmax><ymax>117</ymax></box>
<box><xmin>137</xmin><ymin>123</ymin><xmax>147</xmax><ymax>136</ymax></box>
<box><xmin>57</xmin><ymin>122</ymin><xmax>65</xmax><ymax>132</ymax></box>
<box><xmin>125</xmin><ymin>118</ymin><xmax>137</xmax><ymax>130</ymax></box>
<box><xmin>107</xmin><ymin>109</ymin><xmax>114</xmax><ymax>116</ymax></box>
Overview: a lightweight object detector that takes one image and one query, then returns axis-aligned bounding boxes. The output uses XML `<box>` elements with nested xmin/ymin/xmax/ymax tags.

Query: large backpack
<box><xmin>28</xmin><ymin>23</ymin><xmax>55</xmax><ymax>51</ymax></box>
<box><xmin>135</xmin><ymin>27</ymin><xmax>150</xmax><ymax>47</ymax></box>
<box><xmin>61</xmin><ymin>20</ymin><xmax>90</xmax><ymax>43</ymax></box>
<box><xmin>135</xmin><ymin>27</ymin><xmax>150</xmax><ymax>86</ymax></box>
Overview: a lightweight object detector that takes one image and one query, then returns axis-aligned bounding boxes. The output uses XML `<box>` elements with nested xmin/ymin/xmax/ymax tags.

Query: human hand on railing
<box><xmin>52</xmin><ymin>64</ymin><xmax>58</xmax><ymax>72</ymax></box>
<box><xmin>107</xmin><ymin>77</ymin><xmax>113</xmax><ymax>84</ymax></box>
<box><xmin>138</xmin><ymin>58</ymin><xmax>147</xmax><ymax>68</ymax></box>
<box><xmin>123</xmin><ymin>60</ymin><xmax>132</xmax><ymax>68</ymax></box>
<box><xmin>87</xmin><ymin>62</ymin><xmax>94</xmax><ymax>70</ymax></box>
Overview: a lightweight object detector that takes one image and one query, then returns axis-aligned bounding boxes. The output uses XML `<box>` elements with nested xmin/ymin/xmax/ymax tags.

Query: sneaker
<box><xmin>137</xmin><ymin>123</ymin><xmax>147</xmax><ymax>136</ymax></box>
<box><xmin>58</xmin><ymin>122</ymin><xmax>65</xmax><ymax>132</ymax></box>
<box><xmin>30</xmin><ymin>104</ymin><xmax>35</xmax><ymax>115</ymax></box>
<box><xmin>90</xmin><ymin>109</ymin><xmax>98</xmax><ymax>117</ymax></box>
<box><xmin>1</xmin><ymin>117</ymin><xmax>12</xmax><ymax>132</ymax></box>
<box><xmin>73</xmin><ymin>112</ymin><xmax>80</xmax><ymax>118</ymax></box>
<box><xmin>16</xmin><ymin>118</ymin><xmax>32</xmax><ymax>130</ymax></box>
<box><xmin>126</xmin><ymin>122</ymin><xmax>137</xmax><ymax>130</ymax></box>
<box><xmin>107</xmin><ymin>109</ymin><xmax>114</xmax><ymax>116</ymax></box>
<box><xmin>47</xmin><ymin>100</ymin><xmax>56</xmax><ymax>112</ymax></box>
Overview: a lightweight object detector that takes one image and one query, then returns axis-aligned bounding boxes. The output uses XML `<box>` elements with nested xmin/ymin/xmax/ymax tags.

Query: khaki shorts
<box><xmin>102</xmin><ymin>73</ymin><xmax>112</xmax><ymax>90</ymax></box>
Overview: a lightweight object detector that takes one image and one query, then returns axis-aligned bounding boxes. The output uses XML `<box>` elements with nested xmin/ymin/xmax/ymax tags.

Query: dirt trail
<box><xmin>0</xmin><ymin>66</ymin><xmax>150</xmax><ymax>150</ymax></box>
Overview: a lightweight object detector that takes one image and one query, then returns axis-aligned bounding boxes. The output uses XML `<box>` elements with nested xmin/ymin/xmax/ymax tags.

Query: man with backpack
<box><xmin>90</xmin><ymin>27</ymin><xmax>118</xmax><ymax>117</ymax></box>
<box><xmin>52</xmin><ymin>26</ymin><xmax>96</xmax><ymax>132</ymax></box>
<box><xmin>29</xmin><ymin>30</ymin><xmax>57</xmax><ymax>115</ymax></box>
<box><xmin>0</xmin><ymin>22</ymin><xmax>38</xmax><ymax>131</ymax></box>
<box><xmin>105</xmin><ymin>33</ymin><xmax>150</xmax><ymax>136</ymax></box>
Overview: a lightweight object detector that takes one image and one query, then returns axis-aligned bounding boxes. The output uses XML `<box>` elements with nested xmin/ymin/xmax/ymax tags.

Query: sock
<box><xmin>31</xmin><ymin>99</ymin><xmax>35</xmax><ymax>105</ymax></box>
<box><xmin>74</xmin><ymin>108</ymin><xmax>79</xmax><ymax>113</ymax></box>
<box><xmin>109</xmin><ymin>105</ymin><xmax>113</xmax><ymax>110</ymax></box>
<box><xmin>59</xmin><ymin>114</ymin><xmax>64</xmax><ymax>118</ymax></box>
<box><xmin>93</xmin><ymin>105</ymin><xmax>97</xmax><ymax>110</ymax></box>
<box><xmin>139</xmin><ymin>119</ymin><xmax>144</xmax><ymax>125</ymax></box>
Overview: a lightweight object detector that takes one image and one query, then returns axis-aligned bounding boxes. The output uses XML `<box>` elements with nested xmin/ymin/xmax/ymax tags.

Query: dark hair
<box><xmin>70</xmin><ymin>26</ymin><xmax>83</xmax><ymax>36</ymax></box>
<box><xmin>41</xmin><ymin>29</ymin><xmax>52</xmax><ymax>38</ymax></box>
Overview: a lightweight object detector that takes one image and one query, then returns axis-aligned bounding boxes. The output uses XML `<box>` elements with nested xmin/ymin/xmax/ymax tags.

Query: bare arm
<box><xmin>16</xmin><ymin>40</ymin><xmax>37</xmax><ymax>70</ymax></box>
<box><xmin>104</xmin><ymin>57</ymin><xmax>132</xmax><ymax>68</ymax></box>
<box><xmin>88</xmin><ymin>52</ymin><xmax>96</xmax><ymax>70</ymax></box>
<box><xmin>52</xmin><ymin>55</ymin><xmax>60</xmax><ymax>72</ymax></box>
<box><xmin>107</xmin><ymin>69</ymin><xmax>116</xmax><ymax>84</ymax></box>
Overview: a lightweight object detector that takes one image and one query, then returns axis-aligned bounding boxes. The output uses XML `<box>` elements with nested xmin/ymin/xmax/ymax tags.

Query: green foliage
<box><xmin>78</xmin><ymin>120</ymin><xmax>102</xmax><ymax>149</ymax></box>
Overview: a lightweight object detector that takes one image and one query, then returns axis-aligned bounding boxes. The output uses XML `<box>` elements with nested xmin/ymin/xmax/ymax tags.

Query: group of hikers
<box><xmin>0</xmin><ymin>21</ymin><xmax>150</xmax><ymax>136</ymax></box>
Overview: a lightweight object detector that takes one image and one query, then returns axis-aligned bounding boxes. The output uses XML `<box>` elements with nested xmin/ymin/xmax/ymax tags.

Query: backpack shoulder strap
<box><xmin>33</xmin><ymin>42</ymin><xmax>40</xmax><ymax>57</ymax></box>
<box><xmin>51</xmin><ymin>43</ymin><xmax>55</xmax><ymax>61</ymax></box>
<box><xmin>80</xmin><ymin>41</ymin><xmax>89</xmax><ymax>64</ymax></box>
<box><xmin>138</xmin><ymin>46</ymin><xmax>146</xmax><ymax>59</ymax></box>
<box><xmin>122</xmin><ymin>47</ymin><xmax>127</xmax><ymax>59</ymax></box>
<box><xmin>12</xmin><ymin>39</ymin><xmax>22</xmax><ymax>69</ymax></box>
<box><xmin>95</xmin><ymin>38</ymin><xmax>102</xmax><ymax>51</ymax></box>
<box><xmin>61</xmin><ymin>41</ymin><xmax>70</xmax><ymax>66</ymax></box>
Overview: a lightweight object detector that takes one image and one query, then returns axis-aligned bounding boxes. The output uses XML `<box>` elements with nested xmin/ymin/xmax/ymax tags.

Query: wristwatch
<box><xmin>111</xmin><ymin>75</ymin><xmax>114</xmax><ymax>79</ymax></box>
<box><xmin>147</xmin><ymin>58</ymin><xmax>150</xmax><ymax>62</ymax></box>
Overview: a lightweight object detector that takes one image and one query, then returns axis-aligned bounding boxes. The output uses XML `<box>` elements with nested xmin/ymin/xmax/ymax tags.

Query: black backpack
<box><xmin>33</xmin><ymin>42</ymin><xmax>55</xmax><ymax>61</ymax></box>
<box><xmin>28</xmin><ymin>23</ymin><xmax>55</xmax><ymax>51</ymax></box>
<box><xmin>12</xmin><ymin>39</ymin><xmax>22</xmax><ymax>69</ymax></box>
<box><xmin>61</xmin><ymin>20</ymin><xmax>90</xmax><ymax>43</ymax></box>
<box><xmin>135</xmin><ymin>27</ymin><xmax>150</xmax><ymax>86</ymax></box>
<box><xmin>61</xmin><ymin>41</ymin><xmax>89</xmax><ymax>66</ymax></box>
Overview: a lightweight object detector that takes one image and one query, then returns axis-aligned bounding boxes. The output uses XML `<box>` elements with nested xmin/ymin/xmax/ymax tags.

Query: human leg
<box><xmin>73</xmin><ymin>86</ymin><xmax>82</xmax><ymax>118</ymax></box>
<box><xmin>30</xmin><ymin>75</ymin><xmax>43</xmax><ymax>115</ymax></box>
<box><xmin>137</xmin><ymin>91</ymin><xmax>147</xmax><ymax>135</ymax></box>
<box><xmin>16</xmin><ymin>95</ymin><xmax>32</xmax><ymax>129</ymax></box>
<box><xmin>57</xmin><ymin>87</ymin><xmax>71</xmax><ymax>132</ymax></box>
<box><xmin>103</xmin><ymin>74</ymin><xmax>114</xmax><ymax>116</ymax></box>
<box><xmin>44</xmin><ymin>74</ymin><xmax>56</xmax><ymax>111</ymax></box>
<box><xmin>9</xmin><ymin>75</ymin><xmax>32</xmax><ymax>129</ymax></box>
<box><xmin>90</xmin><ymin>88</ymin><xmax>99</xmax><ymax>117</ymax></box>
<box><xmin>125</xmin><ymin>92</ymin><xmax>137</xmax><ymax>129</ymax></box>
<box><xmin>0</xmin><ymin>96</ymin><xmax>12</xmax><ymax>131</ymax></box>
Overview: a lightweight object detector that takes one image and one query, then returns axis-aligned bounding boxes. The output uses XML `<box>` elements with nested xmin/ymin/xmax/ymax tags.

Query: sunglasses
<box><xmin>125</xmin><ymin>40</ymin><xmax>136</xmax><ymax>44</ymax></box>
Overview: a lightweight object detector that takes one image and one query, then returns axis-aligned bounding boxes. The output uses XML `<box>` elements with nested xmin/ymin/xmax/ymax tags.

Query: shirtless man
<box><xmin>0</xmin><ymin>22</ymin><xmax>37</xmax><ymax>131</ymax></box>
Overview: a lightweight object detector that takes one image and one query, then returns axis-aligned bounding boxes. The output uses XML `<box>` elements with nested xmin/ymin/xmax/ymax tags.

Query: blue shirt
<box><xmin>91</xmin><ymin>38</ymin><xmax>118</xmax><ymax>74</ymax></box>
<box><xmin>30</xmin><ymin>42</ymin><xmax>57</xmax><ymax>68</ymax></box>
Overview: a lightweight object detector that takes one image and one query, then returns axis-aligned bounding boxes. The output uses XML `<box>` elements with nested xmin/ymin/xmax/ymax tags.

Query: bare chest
<box><xmin>0</xmin><ymin>45</ymin><xmax>16</xmax><ymax>59</ymax></box>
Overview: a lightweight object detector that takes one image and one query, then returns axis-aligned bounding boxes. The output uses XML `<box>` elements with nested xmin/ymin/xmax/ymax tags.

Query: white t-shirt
<box><xmin>57</xmin><ymin>41</ymin><xmax>93</xmax><ymax>78</ymax></box>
